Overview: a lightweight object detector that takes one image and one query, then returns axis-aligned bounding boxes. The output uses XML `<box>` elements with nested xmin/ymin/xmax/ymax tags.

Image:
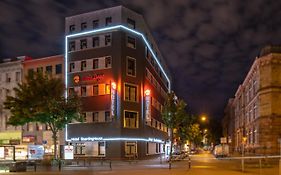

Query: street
<box><xmin>4</xmin><ymin>152</ymin><xmax>279</xmax><ymax>175</ymax></box>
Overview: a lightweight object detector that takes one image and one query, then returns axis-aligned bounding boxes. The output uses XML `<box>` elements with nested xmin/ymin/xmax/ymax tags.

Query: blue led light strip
<box><xmin>68</xmin><ymin>137</ymin><xmax>165</xmax><ymax>143</ymax></box>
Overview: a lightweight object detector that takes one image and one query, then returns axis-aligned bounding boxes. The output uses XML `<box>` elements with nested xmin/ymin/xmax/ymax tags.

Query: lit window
<box><xmin>70</xmin><ymin>63</ymin><xmax>75</xmax><ymax>72</ymax></box>
<box><xmin>46</xmin><ymin>65</ymin><xmax>52</xmax><ymax>74</ymax></box>
<box><xmin>93</xmin><ymin>85</ymin><xmax>98</xmax><ymax>95</ymax></box>
<box><xmin>93</xmin><ymin>20</ymin><xmax>99</xmax><ymax>29</ymax></box>
<box><xmin>93</xmin><ymin>112</ymin><xmax>99</xmax><ymax>123</ymax></box>
<box><xmin>93</xmin><ymin>59</ymin><xmax>99</xmax><ymax>69</ymax></box>
<box><xmin>105</xmin><ymin>17</ymin><xmax>112</xmax><ymax>26</ymax></box>
<box><xmin>127</xmin><ymin>36</ymin><xmax>136</xmax><ymax>49</ymax></box>
<box><xmin>81</xmin><ymin>61</ymin><xmax>87</xmax><ymax>71</ymax></box>
<box><xmin>125</xmin><ymin>141</ymin><xmax>137</xmax><ymax>156</ymax></box>
<box><xmin>81</xmin><ymin>22</ymin><xmax>87</xmax><ymax>31</ymax></box>
<box><xmin>105</xmin><ymin>84</ymin><xmax>110</xmax><ymax>94</ymax></box>
<box><xmin>126</xmin><ymin>57</ymin><xmax>136</xmax><ymax>76</ymax></box>
<box><xmin>69</xmin><ymin>41</ymin><xmax>75</xmax><ymax>51</ymax></box>
<box><xmin>81</xmin><ymin>86</ymin><xmax>87</xmax><ymax>97</ymax></box>
<box><xmin>105</xmin><ymin>56</ymin><xmax>111</xmax><ymax>68</ymax></box>
<box><xmin>93</xmin><ymin>37</ymin><xmax>99</xmax><ymax>47</ymax></box>
<box><xmin>69</xmin><ymin>25</ymin><xmax>75</xmax><ymax>33</ymax></box>
<box><xmin>105</xmin><ymin>35</ymin><xmax>111</xmax><ymax>46</ymax></box>
<box><xmin>124</xmin><ymin>111</ymin><xmax>138</xmax><ymax>128</ymax></box>
<box><xmin>125</xmin><ymin>84</ymin><xmax>137</xmax><ymax>102</ymax></box>
<box><xmin>55</xmin><ymin>64</ymin><xmax>62</xmax><ymax>74</ymax></box>
<box><xmin>127</xmin><ymin>18</ymin><xmax>135</xmax><ymax>29</ymax></box>
<box><xmin>80</xmin><ymin>39</ymin><xmax>87</xmax><ymax>49</ymax></box>
<box><xmin>98</xmin><ymin>141</ymin><xmax>105</xmax><ymax>156</ymax></box>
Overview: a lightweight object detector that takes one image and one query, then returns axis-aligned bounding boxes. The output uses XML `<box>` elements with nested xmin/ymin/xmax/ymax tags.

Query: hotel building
<box><xmin>227</xmin><ymin>46</ymin><xmax>281</xmax><ymax>155</ymax></box>
<box><xmin>65</xmin><ymin>6</ymin><xmax>171</xmax><ymax>159</ymax></box>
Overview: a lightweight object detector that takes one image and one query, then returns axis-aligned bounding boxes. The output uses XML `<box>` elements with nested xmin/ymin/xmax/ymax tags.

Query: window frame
<box><xmin>124</xmin><ymin>83</ymin><xmax>138</xmax><ymax>102</ymax></box>
<box><xmin>126</xmin><ymin>56</ymin><xmax>136</xmax><ymax>77</ymax></box>
<box><xmin>123</xmin><ymin>110</ymin><xmax>139</xmax><ymax>129</ymax></box>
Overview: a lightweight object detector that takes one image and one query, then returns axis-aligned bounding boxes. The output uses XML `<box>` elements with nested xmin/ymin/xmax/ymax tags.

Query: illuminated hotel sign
<box><xmin>73</xmin><ymin>74</ymin><xmax>104</xmax><ymax>83</ymax></box>
<box><xmin>144</xmin><ymin>89</ymin><xmax>151</xmax><ymax>122</ymax></box>
<box><xmin>111</xmin><ymin>82</ymin><xmax>117</xmax><ymax>117</ymax></box>
<box><xmin>71</xmin><ymin>137</ymin><xmax>103</xmax><ymax>141</ymax></box>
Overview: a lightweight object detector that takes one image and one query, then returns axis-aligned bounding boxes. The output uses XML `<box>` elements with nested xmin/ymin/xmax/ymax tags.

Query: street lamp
<box><xmin>200</xmin><ymin>115</ymin><xmax>207</xmax><ymax>122</ymax></box>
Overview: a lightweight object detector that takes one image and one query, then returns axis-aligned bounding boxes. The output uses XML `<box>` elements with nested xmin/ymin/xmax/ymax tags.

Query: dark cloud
<box><xmin>0</xmin><ymin>0</ymin><xmax>280</xmax><ymax>119</ymax></box>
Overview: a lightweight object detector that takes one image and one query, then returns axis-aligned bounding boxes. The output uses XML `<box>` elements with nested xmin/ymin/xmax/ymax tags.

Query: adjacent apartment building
<box><xmin>0</xmin><ymin>57</ymin><xmax>24</xmax><ymax>145</ymax></box>
<box><xmin>65</xmin><ymin>6</ymin><xmax>172</xmax><ymax>159</ymax></box>
<box><xmin>0</xmin><ymin>55</ymin><xmax>64</xmax><ymax>155</ymax></box>
<box><xmin>224</xmin><ymin>45</ymin><xmax>281</xmax><ymax>155</ymax></box>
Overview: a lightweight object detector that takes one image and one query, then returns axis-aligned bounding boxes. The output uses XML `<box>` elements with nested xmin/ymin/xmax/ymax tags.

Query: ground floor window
<box><xmin>125</xmin><ymin>141</ymin><xmax>137</xmax><ymax>157</ymax></box>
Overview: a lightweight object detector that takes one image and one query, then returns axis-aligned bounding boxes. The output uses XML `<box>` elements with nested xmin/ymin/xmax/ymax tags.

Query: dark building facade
<box><xmin>65</xmin><ymin>6</ymin><xmax>172</xmax><ymax>159</ymax></box>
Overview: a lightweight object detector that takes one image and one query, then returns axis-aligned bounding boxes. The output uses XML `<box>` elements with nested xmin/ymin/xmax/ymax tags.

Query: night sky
<box><xmin>0</xmin><ymin>0</ymin><xmax>280</xmax><ymax>120</ymax></box>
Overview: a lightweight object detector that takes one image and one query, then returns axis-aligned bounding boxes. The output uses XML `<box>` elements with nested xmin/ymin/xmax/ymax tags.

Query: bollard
<box><xmin>241</xmin><ymin>158</ymin><xmax>244</xmax><ymax>172</ymax></box>
<box><xmin>109</xmin><ymin>160</ymin><xmax>112</xmax><ymax>170</ymax></box>
<box><xmin>58</xmin><ymin>160</ymin><xmax>62</xmax><ymax>172</ymax></box>
<box><xmin>188</xmin><ymin>157</ymin><xmax>191</xmax><ymax>169</ymax></box>
<box><xmin>34</xmin><ymin>162</ymin><xmax>37</xmax><ymax>172</ymax></box>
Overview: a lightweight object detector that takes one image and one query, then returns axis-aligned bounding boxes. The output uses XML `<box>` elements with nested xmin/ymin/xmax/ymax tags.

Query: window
<box><xmin>105</xmin><ymin>56</ymin><xmax>111</xmax><ymax>68</ymax></box>
<box><xmin>127</xmin><ymin>18</ymin><xmax>135</xmax><ymax>29</ymax></box>
<box><xmin>15</xmin><ymin>72</ymin><xmax>21</xmax><ymax>82</ymax></box>
<box><xmin>37</xmin><ymin>67</ymin><xmax>43</xmax><ymax>73</ymax></box>
<box><xmin>69</xmin><ymin>41</ymin><xmax>75</xmax><ymax>51</ymax></box>
<box><xmin>81</xmin><ymin>61</ymin><xmax>87</xmax><ymax>71</ymax></box>
<box><xmin>46</xmin><ymin>65</ymin><xmax>52</xmax><ymax>74</ymax></box>
<box><xmin>69</xmin><ymin>25</ymin><xmax>75</xmax><ymax>33</ymax></box>
<box><xmin>105</xmin><ymin>35</ymin><xmax>111</xmax><ymax>46</ymax></box>
<box><xmin>93</xmin><ymin>59</ymin><xmax>99</xmax><ymax>69</ymax></box>
<box><xmin>68</xmin><ymin>87</ymin><xmax>75</xmax><ymax>96</ymax></box>
<box><xmin>81</xmin><ymin>113</ymin><xmax>87</xmax><ymax>122</ymax></box>
<box><xmin>93</xmin><ymin>85</ymin><xmax>99</xmax><ymax>95</ymax></box>
<box><xmin>126</xmin><ymin>57</ymin><xmax>136</xmax><ymax>76</ymax></box>
<box><xmin>81</xmin><ymin>86</ymin><xmax>87</xmax><ymax>97</ymax></box>
<box><xmin>125</xmin><ymin>84</ymin><xmax>137</xmax><ymax>102</ymax></box>
<box><xmin>127</xmin><ymin>36</ymin><xmax>136</xmax><ymax>49</ymax></box>
<box><xmin>125</xmin><ymin>141</ymin><xmax>137</xmax><ymax>157</ymax></box>
<box><xmin>81</xmin><ymin>22</ymin><xmax>87</xmax><ymax>31</ymax></box>
<box><xmin>124</xmin><ymin>111</ymin><xmax>138</xmax><ymax>128</ymax></box>
<box><xmin>55</xmin><ymin>64</ymin><xmax>62</xmax><ymax>74</ymax></box>
<box><xmin>98</xmin><ymin>142</ymin><xmax>105</xmax><ymax>156</ymax></box>
<box><xmin>70</xmin><ymin>63</ymin><xmax>75</xmax><ymax>72</ymax></box>
<box><xmin>93</xmin><ymin>37</ymin><xmax>99</xmax><ymax>47</ymax></box>
<box><xmin>93</xmin><ymin>112</ymin><xmax>99</xmax><ymax>122</ymax></box>
<box><xmin>93</xmin><ymin>20</ymin><xmax>99</xmax><ymax>29</ymax></box>
<box><xmin>105</xmin><ymin>17</ymin><xmax>112</xmax><ymax>26</ymax></box>
<box><xmin>80</xmin><ymin>39</ymin><xmax>87</xmax><ymax>49</ymax></box>
<box><xmin>105</xmin><ymin>84</ymin><xmax>110</xmax><ymax>94</ymax></box>
<box><xmin>105</xmin><ymin>111</ymin><xmax>110</xmax><ymax>122</ymax></box>
<box><xmin>28</xmin><ymin>69</ymin><xmax>34</xmax><ymax>76</ymax></box>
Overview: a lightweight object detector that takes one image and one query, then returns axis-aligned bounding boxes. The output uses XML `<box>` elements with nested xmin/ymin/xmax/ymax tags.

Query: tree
<box><xmin>162</xmin><ymin>92</ymin><xmax>189</xmax><ymax>169</ymax></box>
<box><xmin>187</xmin><ymin>123</ymin><xmax>202</xmax><ymax>147</ymax></box>
<box><xmin>4</xmin><ymin>72</ymin><xmax>81</xmax><ymax>159</ymax></box>
<box><xmin>162</xmin><ymin>92</ymin><xmax>177</xmax><ymax>169</ymax></box>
